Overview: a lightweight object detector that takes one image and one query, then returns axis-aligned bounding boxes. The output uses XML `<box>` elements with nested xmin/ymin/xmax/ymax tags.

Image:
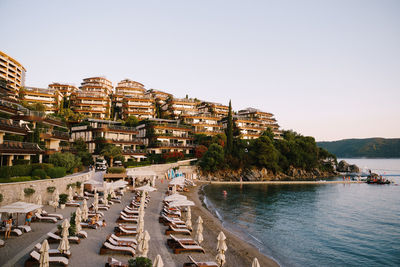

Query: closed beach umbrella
<box><xmin>75</xmin><ymin>207</ymin><xmax>82</xmax><ymax>233</ymax></box>
<box><xmin>68</xmin><ymin>186</ymin><xmax>73</xmax><ymax>202</ymax></box>
<box><xmin>52</xmin><ymin>190</ymin><xmax>59</xmax><ymax>210</ymax></box>
<box><xmin>217</xmin><ymin>231</ymin><xmax>227</xmax><ymax>253</ymax></box>
<box><xmin>252</xmin><ymin>258</ymin><xmax>260</xmax><ymax>267</ymax></box>
<box><xmin>36</xmin><ymin>194</ymin><xmax>43</xmax><ymax>214</ymax></box>
<box><xmin>93</xmin><ymin>193</ymin><xmax>99</xmax><ymax>213</ymax></box>
<box><xmin>216</xmin><ymin>250</ymin><xmax>226</xmax><ymax>267</ymax></box>
<box><xmin>195</xmin><ymin>216</ymin><xmax>204</xmax><ymax>244</ymax></box>
<box><xmin>186</xmin><ymin>206</ymin><xmax>192</xmax><ymax>230</ymax></box>
<box><xmin>137</xmin><ymin>216</ymin><xmax>144</xmax><ymax>238</ymax></box>
<box><xmin>152</xmin><ymin>177</ymin><xmax>156</xmax><ymax>187</ymax></box>
<box><xmin>138</xmin><ymin>230</ymin><xmax>150</xmax><ymax>257</ymax></box>
<box><xmin>39</xmin><ymin>239</ymin><xmax>50</xmax><ymax>267</ymax></box>
<box><xmin>61</xmin><ymin>219</ymin><xmax>70</xmax><ymax>237</ymax></box>
<box><xmin>153</xmin><ymin>254</ymin><xmax>163</xmax><ymax>267</ymax></box>
<box><xmin>110</xmin><ymin>189</ymin><xmax>116</xmax><ymax>199</ymax></box>
<box><xmin>172</xmin><ymin>184</ymin><xmax>177</xmax><ymax>194</ymax></box>
<box><xmin>103</xmin><ymin>191</ymin><xmax>108</xmax><ymax>206</ymax></box>
<box><xmin>58</xmin><ymin>233</ymin><xmax>70</xmax><ymax>254</ymax></box>
<box><xmin>80</xmin><ymin>183</ymin><xmax>84</xmax><ymax>197</ymax></box>
<box><xmin>82</xmin><ymin>199</ymin><xmax>88</xmax><ymax>221</ymax></box>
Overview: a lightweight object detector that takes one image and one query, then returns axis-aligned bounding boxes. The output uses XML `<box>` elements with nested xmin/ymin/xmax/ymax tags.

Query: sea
<box><xmin>202</xmin><ymin>158</ymin><xmax>400</xmax><ymax>267</ymax></box>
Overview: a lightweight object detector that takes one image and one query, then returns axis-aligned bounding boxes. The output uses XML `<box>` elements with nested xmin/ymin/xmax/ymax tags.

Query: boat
<box><xmin>366</xmin><ymin>175</ymin><xmax>391</xmax><ymax>184</ymax></box>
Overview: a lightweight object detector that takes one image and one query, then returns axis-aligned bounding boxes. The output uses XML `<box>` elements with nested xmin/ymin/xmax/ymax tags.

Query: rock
<box><xmin>337</xmin><ymin>160</ymin><xmax>360</xmax><ymax>173</ymax></box>
<box><xmin>349</xmin><ymin>164</ymin><xmax>360</xmax><ymax>173</ymax></box>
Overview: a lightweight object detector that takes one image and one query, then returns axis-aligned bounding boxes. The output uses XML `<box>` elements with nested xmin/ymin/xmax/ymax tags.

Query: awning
<box><xmin>164</xmin><ymin>193</ymin><xmax>187</xmax><ymax>202</ymax></box>
<box><xmin>0</xmin><ymin>202</ymin><xmax>43</xmax><ymax>214</ymax></box>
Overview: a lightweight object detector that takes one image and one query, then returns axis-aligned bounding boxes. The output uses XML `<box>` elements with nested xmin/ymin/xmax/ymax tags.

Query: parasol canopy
<box><xmin>0</xmin><ymin>202</ymin><xmax>42</xmax><ymax>214</ymax></box>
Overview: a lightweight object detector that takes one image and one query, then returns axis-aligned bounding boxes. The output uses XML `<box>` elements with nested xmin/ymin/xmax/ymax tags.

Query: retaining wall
<box><xmin>0</xmin><ymin>170</ymin><xmax>94</xmax><ymax>206</ymax></box>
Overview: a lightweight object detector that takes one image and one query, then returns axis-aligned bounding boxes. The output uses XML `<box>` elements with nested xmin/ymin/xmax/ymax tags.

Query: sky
<box><xmin>1</xmin><ymin>0</ymin><xmax>399</xmax><ymax>141</ymax></box>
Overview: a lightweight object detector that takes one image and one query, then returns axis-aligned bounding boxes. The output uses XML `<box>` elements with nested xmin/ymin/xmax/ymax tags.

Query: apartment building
<box><xmin>48</xmin><ymin>83</ymin><xmax>78</xmax><ymax>98</ymax></box>
<box><xmin>21</xmin><ymin>86</ymin><xmax>61</xmax><ymax>114</ymax></box>
<box><xmin>234</xmin><ymin>107</ymin><xmax>281</xmax><ymax>139</ymax></box>
<box><xmin>136</xmin><ymin>118</ymin><xmax>194</xmax><ymax>155</ymax></box>
<box><xmin>162</xmin><ymin>98</ymin><xmax>199</xmax><ymax>119</ymax></box>
<box><xmin>181</xmin><ymin>113</ymin><xmax>223</xmax><ymax>136</ymax></box>
<box><xmin>71</xmin><ymin>77</ymin><xmax>113</xmax><ymax>119</ymax></box>
<box><xmin>147</xmin><ymin>89</ymin><xmax>172</xmax><ymax>106</ymax></box>
<box><xmin>0</xmin><ymin>51</ymin><xmax>26</xmax><ymax>100</ymax></box>
<box><xmin>70</xmin><ymin>118</ymin><xmax>145</xmax><ymax>161</ymax></box>
<box><xmin>113</xmin><ymin>79</ymin><xmax>146</xmax><ymax>108</ymax></box>
<box><xmin>197</xmin><ymin>102</ymin><xmax>229</xmax><ymax>118</ymax></box>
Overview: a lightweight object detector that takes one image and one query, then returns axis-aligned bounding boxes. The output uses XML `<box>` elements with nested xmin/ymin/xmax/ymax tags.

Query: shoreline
<box><xmin>207</xmin><ymin>180</ymin><xmax>363</xmax><ymax>185</ymax></box>
<box><xmin>184</xmin><ymin>181</ymin><xmax>279</xmax><ymax>267</ymax></box>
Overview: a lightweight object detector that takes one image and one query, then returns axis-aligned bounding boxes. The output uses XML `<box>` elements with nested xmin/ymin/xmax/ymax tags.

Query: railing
<box><xmin>154</xmin><ymin>133</ymin><xmax>193</xmax><ymax>138</ymax></box>
<box><xmin>101</xmin><ymin>125</ymin><xmax>138</xmax><ymax>132</ymax></box>
<box><xmin>108</xmin><ymin>138</ymin><xmax>143</xmax><ymax>144</ymax></box>
<box><xmin>0</xmin><ymin>118</ymin><xmax>29</xmax><ymax>132</ymax></box>
<box><xmin>39</xmin><ymin>128</ymin><xmax>69</xmax><ymax>139</ymax></box>
<box><xmin>122</xmin><ymin>149</ymin><xmax>147</xmax><ymax>154</ymax></box>
<box><xmin>182</xmin><ymin>113</ymin><xmax>221</xmax><ymax>119</ymax></box>
<box><xmin>0</xmin><ymin>141</ymin><xmax>42</xmax><ymax>152</ymax></box>
<box><xmin>152</xmin><ymin>123</ymin><xmax>193</xmax><ymax>130</ymax></box>
<box><xmin>154</xmin><ymin>142</ymin><xmax>194</xmax><ymax>148</ymax></box>
<box><xmin>25</xmin><ymin>87</ymin><xmax>57</xmax><ymax>95</ymax></box>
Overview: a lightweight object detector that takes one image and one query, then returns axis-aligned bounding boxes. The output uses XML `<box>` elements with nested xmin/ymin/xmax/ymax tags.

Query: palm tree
<box><xmin>100</xmin><ymin>144</ymin><xmax>122</xmax><ymax>167</ymax></box>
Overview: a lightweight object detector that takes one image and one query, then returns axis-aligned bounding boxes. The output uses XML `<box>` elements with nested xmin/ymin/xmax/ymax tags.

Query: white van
<box><xmin>95</xmin><ymin>159</ymin><xmax>107</xmax><ymax>171</ymax></box>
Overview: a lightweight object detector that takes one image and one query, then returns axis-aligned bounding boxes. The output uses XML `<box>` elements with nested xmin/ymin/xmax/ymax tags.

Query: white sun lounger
<box><xmin>35</xmin><ymin>213</ymin><xmax>57</xmax><ymax>223</ymax></box>
<box><xmin>34</xmin><ymin>242</ymin><xmax>71</xmax><ymax>258</ymax></box>
<box><xmin>47</xmin><ymin>232</ymin><xmax>80</xmax><ymax>244</ymax></box>
<box><xmin>18</xmin><ymin>225</ymin><xmax>31</xmax><ymax>233</ymax></box>
<box><xmin>26</xmin><ymin>250</ymin><xmax>68</xmax><ymax>266</ymax></box>
<box><xmin>110</xmin><ymin>234</ymin><xmax>137</xmax><ymax>244</ymax></box>
<box><xmin>42</xmin><ymin>210</ymin><xmax>63</xmax><ymax>220</ymax></box>
<box><xmin>100</xmin><ymin>241</ymin><xmax>136</xmax><ymax>256</ymax></box>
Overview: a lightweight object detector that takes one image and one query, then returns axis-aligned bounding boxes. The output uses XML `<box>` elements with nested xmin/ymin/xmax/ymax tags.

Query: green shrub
<box><xmin>59</xmin><ymin>193</ymin><xmax>68</xmax><ymax>204</ymax></box>
<box><xmin>67</xmin><ymin>183</ymin><xmax>75</xmax><ymax>189</ymax></box>
<box><xmin>128</xmin><ymin>257</ymin><xmax>152</xmax><ymax>267</ymax></box>
<box><xmin>69</xmin><ymin>212</ymin><xmax>76</xmax><ymax>236</ymax></box>
<box><xmin>107</xmin><ymin>167</ymin><xmax>126</xmax><ymax>174</ymax></box>
<box><xmin>32</xmin><ymin>169</ymin><xmax>47</xmax><ymax>179</ymax></box>
<box><xmin>12</xmin><ymin>159</ymin><xmax>30</xmax><ymax>165</ymax></box>
<box><xmin>32</xmin><ymin>176</ymin><xmax>41</xmax><ymax>180</ymax></box>
<box><xmin>31</xmin><ymin>163</ymin><xmax>54</xmax><ymax>172</ymax></box>
<box><xmin>76</xmin><ymin>181</ymin><xmax>82</xmax><ymax>187</ymax></box>
<box><xmin>47</xmin><ymin>186</ymin><xmax>56</xmax><ymax>193</ymax></box>
<box><xmin>0</xmin><ymin>165</ymin><xmax>32</xmax><ymax>178</ymax></box>
<box><xmin>0</xmin><ymin>193</ymin><xmax>3</xmax><ymax>202</ymax></box>
<box><xmin>10</xmin><ymin>176</ymin><xmax>32</xmax><ymax>182</ymax></box>
<box><xmin>47</xmin><ymin>167</ymin><xmax>67</xmax><ymax>178</ymax></box>
<box><xmin>24</xmin><ymin>188</ymin><xmax>35</xmax><ymax>196</ymax></box>
<box><xmin>49</xmin><ymin>152</ymin><xmax>81</xmax><ymax>173</ymax></box>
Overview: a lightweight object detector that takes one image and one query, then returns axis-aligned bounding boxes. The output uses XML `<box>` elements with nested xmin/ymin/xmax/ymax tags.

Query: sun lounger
<box><xmin>84</xmin><ymin>191</ymin><xmax>95</xmax><ymax>197</ymax></box>
<box><xmin>116</xmin><ymin>215</ymin><xmax>139</xmax><ymax>223</ymax></box>
<box><xmin>117</xmin><ymin>224</ymin><xmax>137</xmax><ymax>230</ymax></box>
<box><xmin>167</xmin><ymin>234</ymin><xmax>198</xmax><ymax>248</ymax></box>
<box><xmin>88</xmin><ymin>211</ymin><xmax>104</xmax><ymax>217</ymax></box>
<box><xmin>0</xmin><ymin>239</ymin><xmax>4</xmax><ymax>247</ymax></box>
<box><xmin>41</xmin><ymin>210</ymin><xmax>63</xmax><ymax>220</ymax></box>
<box><xmin>173</xmin><ymin>242</ymin><xmax>205</xmax><ymax>254</ymax></box>
<box><xmin>80</xmin><ymin>222</ymin><xmax>98</xmax><ymax>229</ymax></box>
<box><xmin>47</xmin><ymin>232</ymin><xmax>80</xmax><ymax>244</ymax></box>
<box><xmin>110</xmin><ymin>198</ymin><xmax>121</xmax><ymax>204</ymax></box>
<box><xmin>183</xmin><ymin>255</ymin><xmax>219</xmax><ymax>267</ymax></box>
<box><xmin>34</xmin><ymin>242</ymin><xmax>71</xmax><ymax>258</ymax></box>
<box><xmin>99</xmin><ymin>241</ymin><xmax>135</xmax><ymax>256</ymax></box>
<box><xmin>108</xmin><ymin>234</ymin><xmax>137</xmax><ymax>245</ymax></box>
<box><xmin>108</xmin><ymin>236</ymin><xmax>136</xmax><ymax>248</ymax></box>
<box><xmin>123</xmin><ymin>207</ymin><xmax>139</xmax><ymax>214</ymax></box>
<box><xmin>25</xmin><ymin>250</ymin><xmax>69</xmax><ymax>266</ymax></box>
<box><xmin>114</xmin><ymin>226</ymin><xmax>137</xmax><ymax>236</ymax></box>
<box><xmin>77</xmin><ymin>230</ymin><xmax>88</xmax><ymax>238</ymax></box>
<box><xmin>165</xmin><ymin>225</ymin><xmax>191</xmax><ymax>235</ymax></box>
<box><xmin>34</xmin><ymin>213</ymin><xmax>57</xmax><ymax>223</ymax></box>
<box><xmin>65</xmin><ymin>201</ymin><xmax>80</xmax><ymax>207</ymax></box>
<box><xmin>73</xmin><ymin>194</ymin><xmax>89</xmax><ymax>200</ymax></box>
<box><xmin>159</xmin><ymin>214</ymin><xmax>186</xmax><ymax>226</ymax></box>
<box><xmin>18</xmin><ymin>225</ymin><xmax>31</xmax><ymax>233</ymax></box>
<box><xmin>106</xmin><ymin>257</ymin><xmax>128</xmax><ymax>267</ymax></box>
<box><xmin>120</xmin><ymin>211</ymin><xmax>139</xmax><ymax>219</ymax></box>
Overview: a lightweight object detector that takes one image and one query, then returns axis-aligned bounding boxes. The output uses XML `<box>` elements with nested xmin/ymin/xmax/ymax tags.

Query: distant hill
<box><xmin>317</xmin><ymin>138</ymin><xmax>400</xmax><ymax>158</ymax></box>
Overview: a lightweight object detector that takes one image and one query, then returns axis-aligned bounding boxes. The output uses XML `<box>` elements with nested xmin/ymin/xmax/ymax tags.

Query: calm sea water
<box><xmin>203</xmin><ymin>159</ymin><xmax>400</xmax><ymax>267</ymax></box>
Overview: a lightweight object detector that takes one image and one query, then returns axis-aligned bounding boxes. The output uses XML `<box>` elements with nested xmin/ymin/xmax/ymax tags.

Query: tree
<box><xmin>249</xmin><ymin>135</ymin><xmax>280</xmax><ymax>173</ymax></box>
<box><xmin>49</xmin><ymin>152</ymin><xmax>81</xmax><ymax>173</ymax></box>
<box><xmin>225</xmin><ymin>100</ymin><xmax>233</xmax><ymax>155</ymax></box>
<box><xmin>199</xmin><ymin>143</ymin><xmax>225</xmax><ymax>172</ymax></box>
<box><xmin>195</xmin><ymin>145</ymin><xmax>208</xmax><ymax>159</ymax></box>
<box><xmin>73</xmin><ymin>138</ymin><xmax>93</xmax><ymax>166</ymax></box>
<box><xmin>100</xmin><ymin>144</ymin><xmax>122</xmax><ymax>167</ymax></box>
<box><xmin>124</xmin><ymin>116</ymin><xmax>139</xmax><ymax>127</ymax></box>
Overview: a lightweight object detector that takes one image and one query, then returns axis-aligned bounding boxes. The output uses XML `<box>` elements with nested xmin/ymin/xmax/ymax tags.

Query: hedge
<box><xmin>47</xmin><ymin>167</ymin><xmax>67</xmax><ymax>178</ymax></box>
<box><xmin>32</xmin><ymin>169</ymin><xmax>47</xmax><ymax>179</ymax></box>
<box><xmin>12</xmin><ymin>159</ymin><xmax>30</xmax><ymax>165</ymax></box>
<box><xmin>0</xmin><ymin>165</ymin><xmax>32</xmax><ymax>178</ymax></box>
<box><xmin>31</xmin><ymin>163</ymin><xmax>54</xmax><ymax>172</ymax></box>
<box><xmin>107</xmin><ymin>167</ymin><xmax>126</xmax><ymax>174</ymax></box>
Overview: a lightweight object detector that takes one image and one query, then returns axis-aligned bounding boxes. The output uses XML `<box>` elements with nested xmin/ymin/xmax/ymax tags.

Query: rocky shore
<box><xmin>201</xmin><ymin>167</ymin><xmax>336</xmax><ymax>181</ymax></box>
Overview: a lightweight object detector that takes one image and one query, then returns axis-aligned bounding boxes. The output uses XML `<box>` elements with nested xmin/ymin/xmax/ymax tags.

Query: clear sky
<box><xmin>1</xmin><ymin>0</ymin><xmax>399</xmax><ymax>141</ymax></box>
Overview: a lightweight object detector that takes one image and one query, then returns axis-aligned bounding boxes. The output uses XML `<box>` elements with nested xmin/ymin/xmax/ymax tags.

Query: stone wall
<box><xmin>127</xmin><ymin>159</ymin><xmax>198</xmax><ymax>178</ymax></box>
<box><xmin>0</xmin><ymin>170</ymin><xmax>94</xmax><ymax>206</ymax></box>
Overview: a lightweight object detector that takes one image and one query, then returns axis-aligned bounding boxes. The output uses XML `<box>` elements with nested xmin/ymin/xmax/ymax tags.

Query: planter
<box><xmin>60</xmin><ymin>204</ymin><xmax>66</xmax><ymax>209</ymax></box>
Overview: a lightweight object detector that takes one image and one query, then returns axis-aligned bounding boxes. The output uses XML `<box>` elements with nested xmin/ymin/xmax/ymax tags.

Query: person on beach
<box><xmin>102</xmin><ymin>219</ymin><xmax>106</xmax><ymax>227</ymax></box>
<box><xmin>25</xmin><ymin>212</ymin><xmax>32</xmax><ymax>226</ymax></box>
<box><xmin>4</xmin><ymin>217</ymin><xmax>12</xmax><ymax>239</ymax></box>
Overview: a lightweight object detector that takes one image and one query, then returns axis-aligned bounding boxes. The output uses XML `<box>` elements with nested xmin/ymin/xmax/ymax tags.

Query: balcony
<box><xmin>0</xmin><ymin>141</ymin><xmax>43</xmax><ymax>154</ymax></box>
<box><xmin>0</xmin><ymin>118</ymin><xmax>30</xmax><ymax>135</ymax></box>
<box><xmin>154</xmin><ymin>142</ymin><xmax>194</xmax><ymax>148</ymax></box>
<box><xmin>122</xmin><ymin>149</ymin><xmax>147</xmax><ymax>155</ymax></box>
<box><xmin>39</xmin><ymin>128</ymin><xmax>69</xmax><ymax>140</ymax></box>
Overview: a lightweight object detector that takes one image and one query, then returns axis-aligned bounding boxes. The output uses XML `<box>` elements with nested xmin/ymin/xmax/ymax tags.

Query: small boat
<box><xmin>366</xmin><ymin>175</ymin><xmax>391</xmax><ymax>184</ymax></box>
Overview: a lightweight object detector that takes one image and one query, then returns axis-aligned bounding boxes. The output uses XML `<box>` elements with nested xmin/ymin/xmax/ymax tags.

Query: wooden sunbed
<box><xmin>173</xmin><ymin>241</ymin><xmax>205</xmax><ymax>254</ymax></box>
<box><xmin>25</xmin><ymin>250</ymin><xmax>69</xmax><ymax>266</ymax></box>
<box><xmin>84</xmin><ymin>191</ymin><xmax>94</xmax><ymax>197</ymax></box>
<box><xmin>167</xmin><ymin>234</ymin><xmax>198</xmax><ymax>249</ymax></box>
<box><xmin>159</xmin><ymin>213</ymin><xmax>186</xmax><ymax>226</ymax></box>
<box><xmin>80</xmin><ymin>222</ymin><xmax>98</xmax><ymax>229</ymax></box>
<box><xmin>120</xmin><ymin>211</ymin><xmax>139</xmax><ymax>219</ymax></box>
<box><xmin>34</xmin><ymin>213</ymin><xmax>57</xmax><ymax>223</ymax></box>
<box><xmin>65</xmin><ymin>201</ymin><xmax>80</xmax><ymax>207</ymax></box>
<box><xmin>108</xmin><ymin>236</ymin><xmax>136</xmax><ymax>248</ymax></box>
<box><xmin>123</xmin><ymin>207</ymin><xmax>139</xmax><ymax>215</ymax></box>
<box><xmin>0</xmin><ymin>227</ymin><xmax>23</xmax><ymax>236</ymax></box>
<box><xmin>77</xmin><ymin>230</ymin><xmax>88</xmax><ymax>238</ymax></box>
<box><xmin>114</xmin><ymin>226</ymin><xmax>137</xmax><ymax>236</ymax></box>
<box><xmin>116</xmin><ymin>215</ymin><xmax>138</xmax><ymax>223</ymax></box>
<box><xmin>41</xmin><ymin>210</ymin><xmax>63</xmax><ymax>220</ymax></box>
<box><xmin>108</xmin><ymin>234</ymin><xmax>137</xmax><ymax>245</ymax></box>
<box><xmin>99</xmin><ymin>241</ymin><xmax>135</xmax><ymax>256</ymax></box>
<box><xmin>18</xmin><ymin>225</ymin><xmax>31</xmax><ymax>233</ymax></box>
<box><xmin>183</xmin><ymin>255</ymin><xmax>219</xmax><ymax>267</ymax></box>
<box><xmin>105</xmin><ymin>257</ymin><xmax>128</xmax><ymax>267</ymax></box>
<box><xmin>47</xmin><ymin>232</ymin><xmax>80</xmax><ymax>244</ymax></box>
<box><xmin>165</xmin><ymin>225</ymin><xmax>191</xmax><ymax>235</ymax></box>
<box><xmin>34</xmin><ymin>242</ymin><xmax>71</xmax><ymax>258</ymax></box>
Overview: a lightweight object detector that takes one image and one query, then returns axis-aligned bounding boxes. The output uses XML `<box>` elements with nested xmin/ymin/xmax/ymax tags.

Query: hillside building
<box><xmin>0</xmin><ymin>51</ymin><xmax>26</xmax><ymax>100</ymax></box>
